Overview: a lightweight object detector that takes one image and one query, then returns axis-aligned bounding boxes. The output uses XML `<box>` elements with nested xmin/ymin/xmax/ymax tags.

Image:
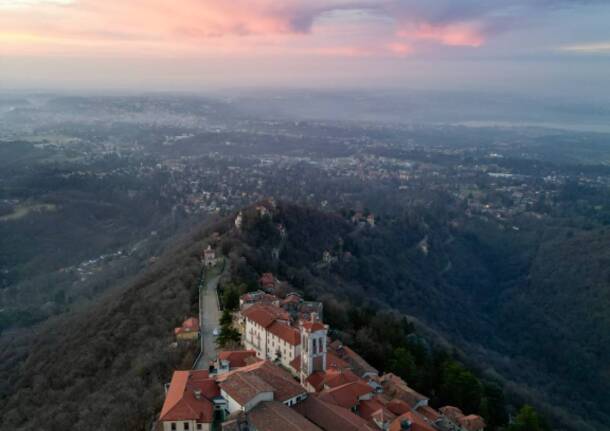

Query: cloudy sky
<box><xmin>1</xmin><ymin>0</ymin><xmax>610</xmax><ymax>95</ymax></box>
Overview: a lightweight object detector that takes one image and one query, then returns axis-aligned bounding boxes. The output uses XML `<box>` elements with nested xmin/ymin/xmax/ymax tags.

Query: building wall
<box><xmin>176</xmin><ymin>331</ymin><xmax>199</xmax><ymax>342</ymax></box>
<box><xmin>244</xmin><ymin>317</ymin><xmax>300</xmax><ymax>369</ymax></box>
<box><xmin>221</xmin><ymin>390</ymin><xmax>274</xmax><ymax>414</ymax></box>
<box><xmin>283</xmin><ymin>393</ymin><xmax>308</xmax><ymax>407</ymax></box>
<box><xmin>244</xmin><ymin>392</ymin><xmax>274</xmax><ymax>412</ymax></box>
<box><xmin>162</xmin><ymin>420</ymin><xmax>211</xmax><ymax>431</ymax></box>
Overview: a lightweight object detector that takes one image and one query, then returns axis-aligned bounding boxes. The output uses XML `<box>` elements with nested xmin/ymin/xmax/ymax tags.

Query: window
<box><xmin>171</xmin><ymin>423</ymin><xmax>177</xmax><ymax>431</ymax></box>
<box><xmin>184</xmin><ymin>422</ymin><xmax>190</xmax><ymax>430</ymax></box>
<box><xmin>197</xmin><ymin>424</ymin><xmax>203</xmax><ymax>430</ymax></box>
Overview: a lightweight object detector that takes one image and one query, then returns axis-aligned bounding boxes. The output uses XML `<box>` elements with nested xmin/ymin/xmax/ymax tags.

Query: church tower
<box><xmin>300</xmin><ymin>313</ymin><xmax>327</xmax><ymax>386</ymax></box>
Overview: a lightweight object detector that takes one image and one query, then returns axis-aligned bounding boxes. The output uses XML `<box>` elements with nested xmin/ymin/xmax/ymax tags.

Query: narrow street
<box><xmin>194</xmin><ymin>271</ymin><xmax>221</xmax><ymax>370</ymax></box>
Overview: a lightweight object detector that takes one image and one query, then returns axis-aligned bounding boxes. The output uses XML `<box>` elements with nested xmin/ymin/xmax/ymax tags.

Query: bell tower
<box><xmin>300</xmin><ymin>313</ymin><xmax>327</xmax><ymax>385</ymax></box>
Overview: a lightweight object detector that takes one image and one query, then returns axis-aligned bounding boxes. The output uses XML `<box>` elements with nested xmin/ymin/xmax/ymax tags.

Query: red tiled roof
<box><xmin>439</xmin><ymin>406</ymin><xmax>464</xmax><ymax>422</ymax></box>
<box><xmin>175</xmin><ymin>317</ymin><xmax>199</xmax><ymax>334</ymax></box>
<box><xmin>438</xmin><ymin>406</ymin><xmax>485</xmax><ymax>431</ymax></box>
<box><xmin>387</xmin><ymin>399</ymin><xmax>412</xmax><ymax>416</ymax></box>
<box><xmin>219</xmin><ymin>372</ymin><xmax>274</xmax><ymax>406</ymax></box>
<box><xmin>306</xmin><ymin>371</ymin><xmax>327</xmax><ymax>391</ymax></box>
<box><xmin>381</xmin><ymin>374</ymin><xmax>427</xmax><ymax>407</ymax></box>
<box><xmin>323</xmin><ymin>369</ymin><xmax>360</xmax><ymax>389</ymax></box>
<box><xmin>458</xmin><ymin>414</ymin><xmax>486</xmax><ymax>431</ymax></box>
<box><xmin>326</xmin><ymin>352</ymin><xmax>350</xmax><ymax>370</ymax></box>
<box><xmin>159</xmin><ymin>370</ymin><xmax>218</xmax><ymax>423</ymax></box>
<box><xmin>416</xmin><ymin>405</ymin><xmax>441</xmax><ymax>422</ymax></box>
<box><xmin>217</xmin><ymin>361</ymin><xmax>306</xmax><ymax>403</ymax></box>
<box><xmin>329</xmin><ymin>343</ymin><xmax>378</xmax><ymax>377</ymax></box>
<box><xmin>295</xmin><ymin>394</ymin><xmax>376</xmax><ymax>431</ymax></box>
<box><xmin>302</xmin><ymin>321</ymin><xmax>326</xmax><ymax>332</ymax></box>
<box><xmin>248</xmin><ymin>401</ymin><xmax>322</xmax><ymax>431</ymax></box>
<box><xmin>358</xmin><ymin>398</ymin><xmax>396</xmax><ymax>424</ymax></box>
<box><xmin>268</xmin><ymin>321</ymin><xmax>301</xmax><ymax>345</ymax></box>
<box><xmin>243</xmin><ymin>303</ymin><xmax>290</xmax><ymax>328</ymax></box>
<box><xmin>389</xmin><ymin>412</ymin><xmax>436</xmax><ymax>431</ymax></box>
<box><xmin>319</xmin><ymin>381</ymin><xmax>373</xmax><ymax>410</ymax></box>
<box><xmin>218</xmin><ymin>350</ymin><xmax>258</xmax><ymax>369</ymax></box>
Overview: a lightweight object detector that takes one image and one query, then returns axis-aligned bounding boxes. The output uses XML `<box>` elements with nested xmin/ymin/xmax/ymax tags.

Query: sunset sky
<box><xmin>1</xmin><ymin>0</ymin><xmax>610</xmax><ymax>95</ymax></box>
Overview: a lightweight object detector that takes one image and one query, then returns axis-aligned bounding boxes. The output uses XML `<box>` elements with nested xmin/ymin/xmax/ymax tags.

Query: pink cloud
<box><xmin>387</xmin><ymin>42</ymin><xmax>413</xmax><ymax>56</ymax></box>
<box><xmin>1</xmin><ymin>0</ymin><xmax>596</xmax><ymax>58</ymax></box>
<box><xmin>398</xmin><ymin>22</ymin><xmax>485</xmax><ymax>47</ymax></box>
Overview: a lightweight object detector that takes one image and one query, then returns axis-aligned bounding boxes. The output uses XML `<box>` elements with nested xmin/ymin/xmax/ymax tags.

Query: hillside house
<box><xmin>203</xmin><ymin>245</ymin><xmax>217</xmax><ymax>267</ymax></box>
<box><xmin>439</xmin><ymin>406</ymin><xmax>486</xmax><ymax>431</ymax></box>
<box><xmin>159</xmin><ymin>370</ymin><xmax>220</xmax><ymax>431</ymax></box>
<box><xmin>175</xmin><ymin>317</ymin><xmax>200</xmax><ymax>342</ymax></box>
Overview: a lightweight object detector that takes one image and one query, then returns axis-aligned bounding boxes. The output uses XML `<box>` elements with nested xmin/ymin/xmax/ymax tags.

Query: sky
<box><xmin>1</xmin><ymin>0</ymin><xmax>610</xmax><ymax>96</ymax></box>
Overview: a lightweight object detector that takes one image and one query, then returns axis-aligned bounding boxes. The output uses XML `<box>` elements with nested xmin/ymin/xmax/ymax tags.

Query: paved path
<box><xmin>195</xmin><ymin>271</ymin><xmax>221</xmax><ymax>370</ymax></box>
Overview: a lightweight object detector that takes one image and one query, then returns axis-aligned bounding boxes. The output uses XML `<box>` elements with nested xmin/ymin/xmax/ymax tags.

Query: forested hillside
<box><xmin>0</xmin><ymin>220</ymin><xmax>222</xmax><ymax>430</ymax></box>
<box><xmin>220</xmin><ymin>201</ymin><xmax>609</xmax><ymax>431</ymax></box>
<box><xmin>1</xmin><ymin>200</ymin><xmax>608</xmax><ymax>431</ymax></box>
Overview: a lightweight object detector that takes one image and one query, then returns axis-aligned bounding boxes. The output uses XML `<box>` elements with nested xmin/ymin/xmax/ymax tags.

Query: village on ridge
<box><xmin>157</xmin><ymin>218</ymin><xmax>486</xmax><ymax>431</ymax></box>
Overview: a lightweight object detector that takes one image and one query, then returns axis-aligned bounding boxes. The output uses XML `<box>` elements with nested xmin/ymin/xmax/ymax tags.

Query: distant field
<box><xmin>0</xmin><ymin>203</ymin><xmax>57</xmax><ymax>222</ymax></box>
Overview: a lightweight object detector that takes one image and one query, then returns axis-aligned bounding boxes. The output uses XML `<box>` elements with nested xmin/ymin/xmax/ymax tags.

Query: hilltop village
<box><xmin>157</xmin><ymin>205</ymin><xmax>486</xmax><ymax>431</ymax></box>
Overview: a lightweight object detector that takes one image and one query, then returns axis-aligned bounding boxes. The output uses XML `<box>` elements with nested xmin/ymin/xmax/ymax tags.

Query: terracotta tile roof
<box><xmin>301</xmin><ymin>321</ymin><xmax>326</xmax><ymax>332</ymax></box>
<box><xmin>290</xmin><ymin>355</ymin><xmax>301</xmax><ymax>373</ymax></box>
<box><xmin>389</xmin><ymin>412</ymin><xmax>436</xmax><ymax>431</ymax></box>
<box><xmin>380</xmin><ymin>374</ymin><xmax>427</xmax><ymax>407</ymax></box>
<box><xmin>358</xmin><ymin>398</ymin><xmax>396</xmax><ymax>423</ymax></box>
<box><xmin>328</xmin><ymin>342</ymin><xmax>378</xmax><ymax>378</ymax></box>
<box><xmin>220</xmin><ymin>372</ymin><xmax>274</xmax><ymax>406</ymax></box>
<box><xmin>175</xmin><ymin>317</ymin><xmax>199</xmax><ymax>334</ymax></box>
<box><xmin>306</xmin><ymin>371</ymin><xmax>327</xmax><ymax>391</ymax></box>
<box><xmin>326</xmin><ymin>352</ymin><xmax>350</xmax><ymax>370</ymax></box>
<box><xmin>241</xmin><ymin>291</ymin><xmax>279</xmax><ymax>305</ymax></box>
<box><xmin>318</xmin><ymin>381</ymin><xmax>373</xmax><ymax>410</ymax></box>
<box><xmin>386</xmin><ymin>399</ymin><xmax>412</xmax><ymax>416</ymax></box>
<box><xmin>438</xmin><ymin>406</ymin><xmax>485</xmax><ymax>431</ymax></box>
<box><xmin>248</xmin><ymin>401</ymin><xmax>322</xmax><ymax>431</ymax></box>
<box><xmin>323</xmin><ymin>369</ymin><xmax>360</xmax><ymax>389</ymax></box>
<box><xmin>217</xmin><ymin>361</ymin><xmax>306</xmax><ymax>403</ymax></box>
<box><xmin>159</xmin><ymin>370</ymin><xmax>218</xmax><ymax>423</ymax></box>
<box><xmin>218</xmin><ymin>350</ymin><xmax>258</xmax><ymax>369</ymax></box>
<box><xmin>439</xmin><ymin>406</ymin><xmax>464</xmax><ymax>422</ymax></box>
<box><xmin>243</xmin><ymin>303</ymin><xmax>290</xmax><ymax>328</ymax></box>
<box><xmin>458</xmin><ymin>414</ymin><xmax>486</xmax><ymax>431</ymax></box>
<box><xmin>268</xmin><ymin>321</ymin><xmax>301</xmax><ymax>345</ymax></box>
<box><xmin>295</xmin><ymin>394</ymin><xmax>376</xmax><ymax>431</ymax></box>
<box><xmin>416</xmin><ymin>405</ymin><xmax>441</xmax><ymax>422</ymax></box>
